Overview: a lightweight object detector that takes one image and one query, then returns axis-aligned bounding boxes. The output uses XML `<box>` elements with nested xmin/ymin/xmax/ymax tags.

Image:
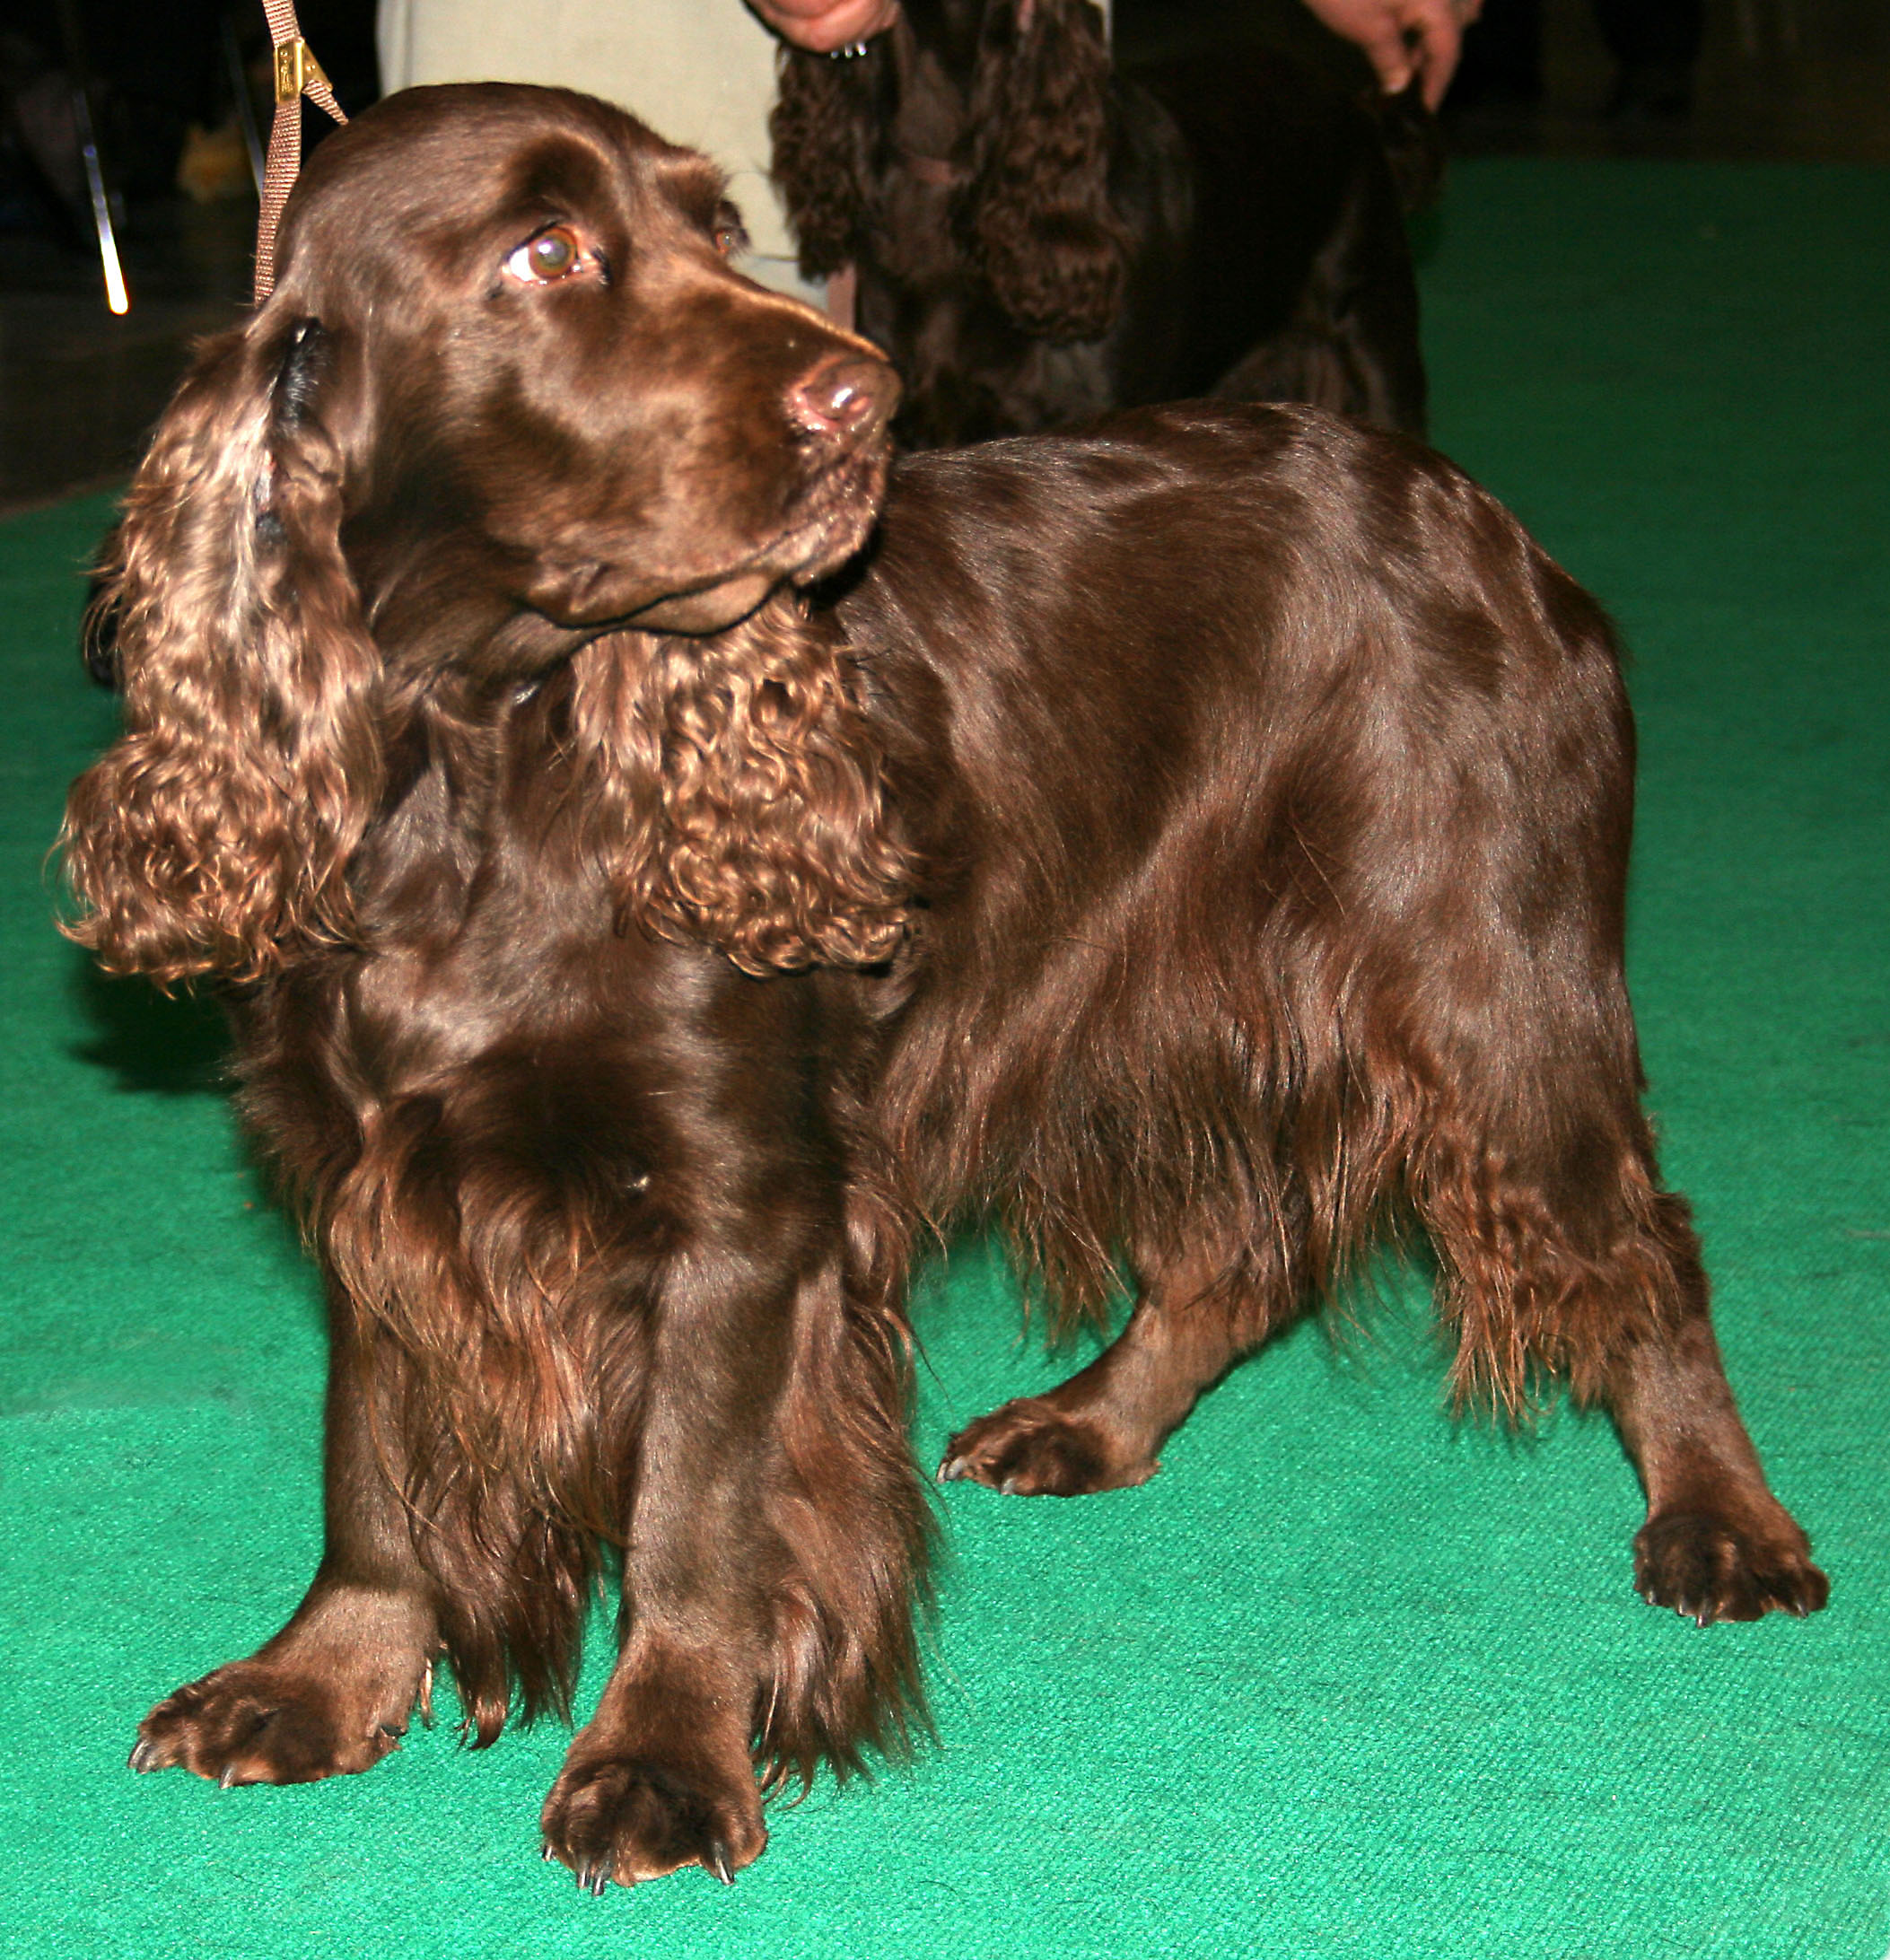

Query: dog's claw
<box><xmin>938</xmin><ymin>1456</ymin><xmax>966</xmax><ymax>1483</ymax></box>
<box><xmin>128</xmin><ymin>1741</ymin><xmax>157</xmax><ymax>1773</ymax></box>
<box><xmin>219</xmin><ymin>1763</ymin><xmax>240</xmax><ymax>1790</ymax></box>
<box><xmin>708</xmin><ymin>1839</ymin><xmax>735</xmax><ymax>1886</ymax></box>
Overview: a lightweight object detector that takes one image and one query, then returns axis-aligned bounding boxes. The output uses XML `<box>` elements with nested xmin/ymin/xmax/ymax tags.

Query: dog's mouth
<box><xmin>766</xmin><ymin>433</ymin><xmax>892</xmax><ymax>577</ymax></box>
<box><xmin>532</xmin><ymin>432</ymin><xmax>891</xmax><ymax>637</ymax></box>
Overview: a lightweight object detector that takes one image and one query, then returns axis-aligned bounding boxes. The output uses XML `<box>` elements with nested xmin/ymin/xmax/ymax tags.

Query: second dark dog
<box><xmin>771</xmin><ymin>0</ymin><xmax>1432</xmax><ymax>446</ymax></box>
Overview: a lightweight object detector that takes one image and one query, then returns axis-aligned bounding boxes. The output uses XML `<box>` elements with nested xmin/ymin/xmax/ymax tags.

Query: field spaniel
<box><xmin>63</xmin><ymin>83</ymin><xmax>1824</xmax><ymax>1896</ymax></box>
<box><xmin>770</xmin><ymin>0</ymin><xmax>1431</xmax><ymax>445</ymax></box>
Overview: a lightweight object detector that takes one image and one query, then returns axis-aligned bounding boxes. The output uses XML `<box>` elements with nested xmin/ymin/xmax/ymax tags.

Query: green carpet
<box><xmin>3</xmin><ymin>158</ymin><xmax>1886</xmax><ymax>1958</ymax></box>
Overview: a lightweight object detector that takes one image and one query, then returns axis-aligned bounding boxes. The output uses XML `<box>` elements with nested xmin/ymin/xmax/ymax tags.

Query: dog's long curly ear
<box><xmin>59</xmin><ymin>316</ymin><xmax>382</xmax><ymax>986</ymax></box>
<box><xmin>771</xmin><ymin>46</ymin><xmax>879</xmax><ymax>280</ymax></box>
<box><xmin>566</xmin><ymin>599</ymin><xmax>914</xmax><ymax>976</ymax></box>
<box><xmin>963</xmin><ymin>0</ymin><xmax>1130</xmax><ymax>342</ymax></box>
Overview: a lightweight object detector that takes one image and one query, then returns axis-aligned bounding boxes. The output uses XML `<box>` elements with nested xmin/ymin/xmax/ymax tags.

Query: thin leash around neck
<box><xmin>253</xmin><ymin>0</ymin><xmax>347</xmax><ymax>304</ymax></box>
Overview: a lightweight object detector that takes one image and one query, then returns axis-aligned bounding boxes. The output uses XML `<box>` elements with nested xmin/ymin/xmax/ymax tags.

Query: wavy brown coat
<box><xmin>61</xmin><ymin>84</ymin><xmax>1824</xmax><ymax>1896</ymax></box>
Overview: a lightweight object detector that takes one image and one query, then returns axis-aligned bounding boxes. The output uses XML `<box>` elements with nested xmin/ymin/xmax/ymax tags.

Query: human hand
<box><xmin>1299</xmin><ymin>0</ymin><xmax>1483</xmax><ymax>110</ymax></box>
<box><xmin>748</xmin><ymin>0</ymin><xmax>900</xmax><ymax>55</ymax></box>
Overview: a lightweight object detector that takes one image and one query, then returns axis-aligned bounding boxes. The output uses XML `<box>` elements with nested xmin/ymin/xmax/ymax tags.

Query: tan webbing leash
<box><xmin>253</xmin><ymin>0</ymin><xmax>347</xmax><ymax>303</ymax></box>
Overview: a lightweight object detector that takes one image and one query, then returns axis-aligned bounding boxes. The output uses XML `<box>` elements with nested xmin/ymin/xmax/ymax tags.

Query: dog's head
<box><xmin>62</xmin><ymin>84</ymin><xmax>903</xmax><ymax>984</ymax></box>
<box><xmin>282</xmin><ymin>84</ymin><xmax>897</xmax><ymax>634</ymax></box>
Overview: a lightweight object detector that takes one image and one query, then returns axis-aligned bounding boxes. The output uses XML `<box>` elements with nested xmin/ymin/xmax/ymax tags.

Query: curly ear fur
<box><xmin>59</xmin><ymin>319</ymin><xmax>383</xmax><ymax>986</ymax></box>
<box><xmin>565</xmin><ymin>598</ymin><xmax>913</xmax><ymax>976</ymax></box>
<box><xmin>771</xmin><ymin>46</ymin><xmax>879</xmax><ymax>280</ymax></box>
<box><xmin>963</xmin><ymin>0</ymin><xmax>1130</xmax><ymax>342</ymax></box>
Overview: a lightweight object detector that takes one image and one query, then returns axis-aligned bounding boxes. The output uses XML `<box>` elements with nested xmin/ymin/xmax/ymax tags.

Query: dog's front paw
<box><xmin>540</xmin><ymin>1744</ymin><xmax>766</xmax><ymax>1893</ymax></box>
<box><xmin>939</xmin><ymin>1396</ymin><xmax>1158</xmax><ymax>1496</ymax></box>
<box><xmin>131</xmin><ymin>1660</ymin><xmax>413</xmax><ymax>1786</ymax></box>
<box><xmin>1633</xmin><ymin>1509</ymin><xmax>1830</xmax><ymax>1624</ymax></box>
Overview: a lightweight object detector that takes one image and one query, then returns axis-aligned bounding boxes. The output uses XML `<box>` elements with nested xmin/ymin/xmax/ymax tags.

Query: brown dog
<box><xmin>62</xmin><ymin>83</ymin><xmax>1823</xmax><ymax>1897</ymax></box>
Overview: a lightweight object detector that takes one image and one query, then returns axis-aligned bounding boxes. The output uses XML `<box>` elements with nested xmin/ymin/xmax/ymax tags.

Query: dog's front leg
<box><xmin>131</xmin><ymin>1285</ymin><xmax>440</xmax><ymax>1786</ymax></box>
<box><xmin>538</xmin><ymin>1243</ymin><xmax>804</xmax><ymax>1893</ymax></box>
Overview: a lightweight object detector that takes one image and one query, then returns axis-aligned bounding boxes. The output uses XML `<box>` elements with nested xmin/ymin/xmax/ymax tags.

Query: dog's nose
<box><xmin>789</xmin><ymin>354</ymin><xmax>898</xmax><ymax>440</ymax></box>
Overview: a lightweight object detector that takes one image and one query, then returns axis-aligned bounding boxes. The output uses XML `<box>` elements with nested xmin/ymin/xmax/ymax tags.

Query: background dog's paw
<box><xmin>539</xmin><ymin>1750</ymin><xmax>766</xmax><ymax>1892</ymax></box>
<box><xmin>939</xmin><ymin>1396</ymin><xmax>1157</xmax><ymax>1496</ymax></box>
<box><xmin>1633</xmin><ymin>1509</ymin><xmax>1831</xmax><ymax>1624</ymax></box>
<box><xmin>131</xmin><ymin>1662</ymin><xmax>405</xmax><ymax>1786</ymax></box>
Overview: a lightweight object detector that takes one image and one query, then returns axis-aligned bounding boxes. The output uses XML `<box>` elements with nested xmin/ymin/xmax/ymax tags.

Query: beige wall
<box><xmin>377</xmin><ymin>0</ymin><xmax>818</xmax><ymax>292</ymax></box>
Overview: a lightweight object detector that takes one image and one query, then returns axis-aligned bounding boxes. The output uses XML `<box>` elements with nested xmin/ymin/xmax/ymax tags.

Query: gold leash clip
<box><xmin>274</xmin><ymin>39</ymin><xmax>331</xmax><ymax>105</ymax></box>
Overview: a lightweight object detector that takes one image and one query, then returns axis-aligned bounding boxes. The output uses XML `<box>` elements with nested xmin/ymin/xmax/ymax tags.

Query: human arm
<box><xmin>1299</xmin><ymin>0</ymin><xmax>1483</xmax><ymax>110</ymax></box>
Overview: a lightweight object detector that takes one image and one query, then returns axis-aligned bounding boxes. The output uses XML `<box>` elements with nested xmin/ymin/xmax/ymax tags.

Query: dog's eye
<box><xmin>503</xmin><ymin>225</ymin><xmax>586</xmax><ymax>285</ymax></box>
<box><xmin>712</xmin><ymin>203</ymin><xmax>748</xmax><ymax>258</ymax></box>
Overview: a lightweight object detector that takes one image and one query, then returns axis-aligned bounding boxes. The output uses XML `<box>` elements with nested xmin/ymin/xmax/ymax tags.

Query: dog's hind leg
<box><xmin>937</xmin><ymin>1231</ymin><xmax>1304</xmax><ymax>1497</ymax></box>
<box><xmin>1412</xmin><ymin>1058</ymin><xmax>1828</xmax><ymax>1624</ymax></box>
<box><xmin>1602</xmin><ymin>1208</ymin><xmax>1829</xmax><ymax>1623</ymax></box>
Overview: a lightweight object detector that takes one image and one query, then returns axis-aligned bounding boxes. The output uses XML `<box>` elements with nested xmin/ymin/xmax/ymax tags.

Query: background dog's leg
<box><xmin>939</xmin><ymin>1238</ymin><xmax>1301</xmax><ymax>1496</ymax></box>
<box><xmin>130</xmin><ymin>1289</ymin><xmax>441</xmax><ymax>1785</ymax></box>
